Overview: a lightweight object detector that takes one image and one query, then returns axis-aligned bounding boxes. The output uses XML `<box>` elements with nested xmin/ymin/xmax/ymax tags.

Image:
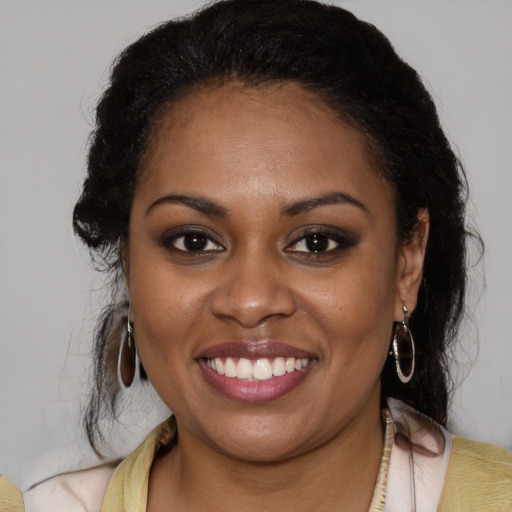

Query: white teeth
<box><xmin>272</xmin><ymin>357</ymin><xmax>286</xmax><ymax>376</ymax></box>
<box><xmin>224</xmin><ymin>357</ymin><xmax>237</xmax><ymax>378</ymax></box>
<box><xmin>253</xmin><ymin>358</ymin><xmax>273</xmax><ymax>380</ymax></box>
<box><xmin>236</xmin><ymin>358</ymin><xmax>253</xmax><ymax>379</ymax></box>
<box><xmin>207</xmin><ymin>356</ymin><xmax>309</xmax><ymax>381</ymax></box>
<box><xmin>215</xmin><ymin>357</ymin><xmax>225</xmax><ymax>375</ymax></box>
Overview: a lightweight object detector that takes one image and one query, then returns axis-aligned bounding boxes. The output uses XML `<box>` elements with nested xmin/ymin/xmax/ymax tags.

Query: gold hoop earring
<box><xmin>391</xmin><ymin>305</ymin><xmax>415</xmax><ymax>384</ymax></box>
<box><xmin>118</xmin><ymin>310</ymin><xmax>136</xmax><ymax>388</ymax></box>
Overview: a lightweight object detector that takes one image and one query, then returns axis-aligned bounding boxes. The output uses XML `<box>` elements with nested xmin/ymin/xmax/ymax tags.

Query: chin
<box><xmin>218</xmin><ymin>433</ymin><xmax>306</xmax><ymax>463</ymax></box>
<box><xmin>192</xmin><ymin>410</ymin><xmax>317</xmax><ymax>462</ymax></box>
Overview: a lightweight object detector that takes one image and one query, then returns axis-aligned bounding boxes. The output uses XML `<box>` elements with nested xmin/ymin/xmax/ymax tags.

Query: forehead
<box><xmin>136</xmin><ymin>81</ymin><xmax>392</xmax><ymax>211</ymax></box>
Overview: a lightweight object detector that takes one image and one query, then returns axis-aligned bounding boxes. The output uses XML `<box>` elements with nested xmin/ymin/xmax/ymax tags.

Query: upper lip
<box><xmin>197</xmin><ymin>340</ymin><xmax>315</xmax><ymax>360</ymax></box>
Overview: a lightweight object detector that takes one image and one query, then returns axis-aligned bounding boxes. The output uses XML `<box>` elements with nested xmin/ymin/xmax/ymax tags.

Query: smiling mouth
<box><xmin>204</xmin><ymin>356</ymin><xmax>310</xmax><ymax>381</ymax></box>
<box><xmin>197</xmin><ymin>341</ymin><xmax>316</xmax><ymax>402</ymax></box>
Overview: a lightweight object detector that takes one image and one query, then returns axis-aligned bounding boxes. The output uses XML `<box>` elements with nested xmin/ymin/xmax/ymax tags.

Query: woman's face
<box><xmin>127</xmin><ymin>82</ymin><xmax>424</xmax><ymax>461</ymax></box>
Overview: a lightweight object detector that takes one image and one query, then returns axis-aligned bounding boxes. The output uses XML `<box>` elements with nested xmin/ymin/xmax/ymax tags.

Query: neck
<box><xmin>147</xmin><ymin>402</ymin><xmax>385</xmax><ymax>512</ymax></box>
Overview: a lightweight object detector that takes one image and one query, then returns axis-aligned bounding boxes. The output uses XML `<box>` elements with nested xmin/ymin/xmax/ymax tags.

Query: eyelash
<box><xmin>285</xmin><ymin>229</ymin><xmax>357</xmax><ymax>256</ymax></box>
<box><xmin>161</xmin><ymin>229</ymin><xmax>225</xmax><ymax>254</ymax></box>
<box><xmin>160</xmin><ymin>227</ymin><xmax>357</xmax><ymax>257</ymax></box>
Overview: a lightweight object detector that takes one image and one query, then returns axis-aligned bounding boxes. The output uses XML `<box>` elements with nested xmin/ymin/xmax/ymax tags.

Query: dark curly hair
<box><xmin>73</xmin><ymin>0</ymin><xmax>476</xmax><ymax>451</ymax></box>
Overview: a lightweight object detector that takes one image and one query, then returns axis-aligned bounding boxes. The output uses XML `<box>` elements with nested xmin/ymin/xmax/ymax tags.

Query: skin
<box><xmin>125</xmin><ymin>81</ymin><xmax>428</xmax><ymax>511</ymax></box>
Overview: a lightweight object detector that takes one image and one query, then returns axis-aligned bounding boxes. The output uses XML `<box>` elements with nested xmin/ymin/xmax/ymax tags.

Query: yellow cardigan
<box><xmin>439</xmin><ymin>437</ymin><xmax>512</xmax><ymax>511</ymax></box>
<box><xmin>0</xmin><ymin>475</ymin><xmax>23</xmax><ymax>512</ymax></box>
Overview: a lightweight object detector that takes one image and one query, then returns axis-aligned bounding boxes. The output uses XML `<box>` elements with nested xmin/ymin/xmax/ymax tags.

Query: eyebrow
<box><xmin>146</xmin><ymin>194</ymin><xmax>228</xmax><ymax>217</ymax></box>
<box><xmin>281</xmin><ymin>192</ymin><xmax>368</xmax><ymax>217</ymax></box>
<box><xmin>145</xmin><ymin>191</ymin><xmax>367</xmax><ymax>218</ymax></box>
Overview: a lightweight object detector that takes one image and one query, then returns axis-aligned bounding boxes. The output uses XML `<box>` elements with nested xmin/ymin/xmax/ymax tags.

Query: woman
<box><xmin>12</xmin><ymin>0</ymin><xmax>512</xmax><ymax>510</ymax></box>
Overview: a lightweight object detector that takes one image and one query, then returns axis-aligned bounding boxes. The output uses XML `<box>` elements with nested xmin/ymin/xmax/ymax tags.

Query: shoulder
<box><xmin>23</xmin><ymin>464</ymin><xmax>116</xmax><ymax>512</ymax></box>
<box><xmin>22</xmin><ymin>418</ymin><xmax>174</xmax><ymax>512</ymax></box>
<box><xmin>0</xmin><ymin>474</ymin><xmax>24</xmax><ymax>512</ymax></box>
<box><xmin>439</xmin><ymin>436</ymin><xmax>512</xmax><ymax>511</ymax></box>
<box><xmin>386</xmin><ymin>399</ymin><xmax>512</xmax><ymax>511</ymax></box>
<box><xmin>101</xmin><ymin>417</ymin><xmax>175</xmax><ymax>510</ymax></box>
<box><xmin>451</xmin><ymin>435</ymin><xmax>512</xmax><ymax>471</ymax></box>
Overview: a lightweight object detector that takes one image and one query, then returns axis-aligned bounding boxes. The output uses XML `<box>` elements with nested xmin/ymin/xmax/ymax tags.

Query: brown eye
<box><xmin>288</xmin><ymin>233</ymin><xmax>339</xmax><ymax>253</ymax></box>
<box><xmin>168</xmin><ymin>231</ymin><xmax>224</xmax><ymax>252</ymax></box>
<box><xmin>183</xmin><ymin>233</ymin><xmax>208</xmax><ymax>251</ymax></box>
<box><xmin>304</xmin><ymin>233</ymin><xmax>331</xmax><ymax>252</ymax></box>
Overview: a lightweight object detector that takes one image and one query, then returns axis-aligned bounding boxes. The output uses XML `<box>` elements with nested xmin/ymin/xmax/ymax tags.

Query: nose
<box><xmin>210</xmin><ymin>253</ymin><xmax>297</xmax><ymax>328</ymax></box>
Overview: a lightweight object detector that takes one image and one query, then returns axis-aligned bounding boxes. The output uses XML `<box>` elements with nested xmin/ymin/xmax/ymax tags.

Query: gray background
<box><xmin>1</xmin><ymin>0</ymin><xmax>511</xmax><ymax>490</ymax></box>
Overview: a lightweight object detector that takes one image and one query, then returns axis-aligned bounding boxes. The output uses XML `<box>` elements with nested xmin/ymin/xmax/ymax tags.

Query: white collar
<box><xmin>385</xmin><ymin>398</ymin><xmax>452</xmax><ymax>512</ymax></box>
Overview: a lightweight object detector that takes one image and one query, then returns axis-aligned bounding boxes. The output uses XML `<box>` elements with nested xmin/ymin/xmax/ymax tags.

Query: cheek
<box><xmin>130</xmin><ymin>272</ymin><xmax>207</xmax><ymax>409</ymax></box>
<box><xmin>305</xmin><ymin>253</ymin><xmax>396</xmax><ymax>328</ymax></box>
<box><xmin>298</xmin><ymin>250</ymin><xmax>397</xmax><ymax>368</ymax></box>
<box><xmin>127</xmin><ymin>249</ymin><xmax>210</xmax><ymax>368</ymax></box>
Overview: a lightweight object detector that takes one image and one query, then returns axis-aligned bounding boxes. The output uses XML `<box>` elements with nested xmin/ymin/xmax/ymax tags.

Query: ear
<box><xmin>394</xmin><ymin>209</ymin><xmax>429</xmax><ymax>321</ymax></box>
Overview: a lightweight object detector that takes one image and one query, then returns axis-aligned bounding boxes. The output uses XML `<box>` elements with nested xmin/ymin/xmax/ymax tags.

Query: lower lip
<box><xmin>198</xmin><ymin>360</ymin><xmax>315</xmax><ymax>403</ymax></box>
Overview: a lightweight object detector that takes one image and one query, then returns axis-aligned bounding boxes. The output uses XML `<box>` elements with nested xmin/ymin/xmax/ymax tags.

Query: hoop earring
<box><xmin>391</xmin><ymin>305</ymin><xmax>415</xmax><ymax>384</ymax></box>
<box><xmin>118</xmin><ymin>311</ymin><xmax>136</xmax><ymax>388</ymax></box>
